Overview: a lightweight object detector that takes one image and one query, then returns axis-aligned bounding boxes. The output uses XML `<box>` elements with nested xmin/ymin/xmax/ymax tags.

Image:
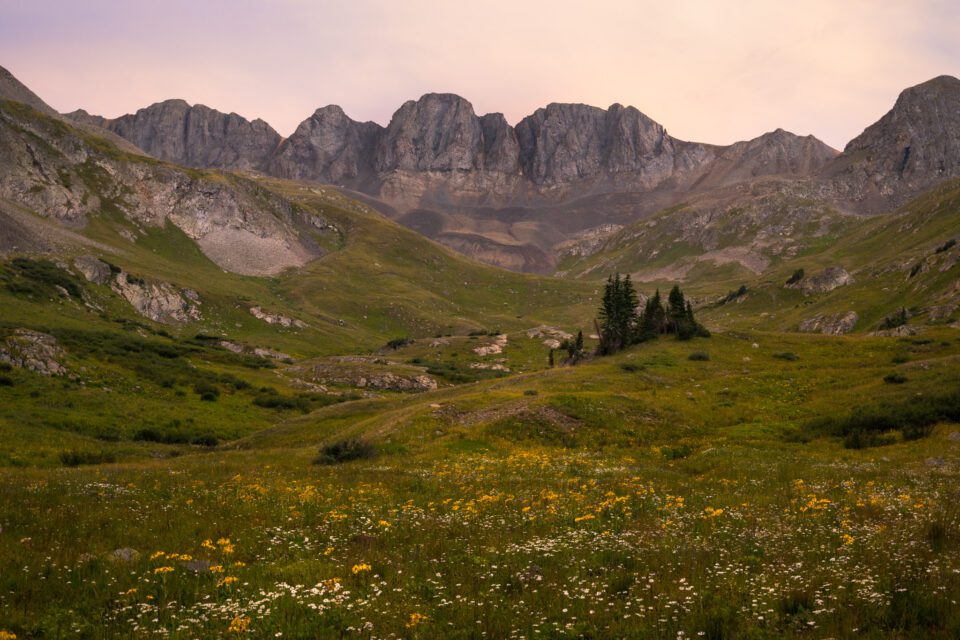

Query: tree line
<box><xmin>594</xmin><ymin>273</ymin><xmax>709</xmax><ymax>356</ymax></box>
<box><xmin>548</xmin><ymin>273</ymin><xmax>709</xmax><ymax>366</ymax></box>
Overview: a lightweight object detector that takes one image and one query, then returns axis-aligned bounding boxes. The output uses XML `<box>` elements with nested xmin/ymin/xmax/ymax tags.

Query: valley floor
<box><xmin>2</xmin><ymin>329</ymin><xmax>960</xmax><ymax>639</ymax></box>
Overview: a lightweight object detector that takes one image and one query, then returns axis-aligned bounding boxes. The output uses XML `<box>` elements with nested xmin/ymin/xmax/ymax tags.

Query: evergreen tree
<box><xmin>596</xmin><ymin>273</ymin><xmax>639</xmax><ymax>355</ymax></box>
<box><xmin>637</xmin><ymin>289</ymin><xmax>665</xmax><ymax>342</ymax></box>
<box><xmin>596</xmin><ymin>281</ymin><xmax>708</xmax><ymax>356</ymax></box>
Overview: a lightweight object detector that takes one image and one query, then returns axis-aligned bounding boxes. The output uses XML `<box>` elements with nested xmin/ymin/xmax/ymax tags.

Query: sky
<box><xmin>1</xmin><ymin>0</ymin><xmax>958</xmax><ymax>149</ymax></box>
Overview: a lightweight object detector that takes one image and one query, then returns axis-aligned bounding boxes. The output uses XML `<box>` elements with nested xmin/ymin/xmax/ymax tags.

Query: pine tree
<box><xmin>596</xmin><ymin>274</ymin><xmax>639</xmax><ymax>355</ymax></box>
<box><xmin>637</xmin><ymin>289</ymin><xmax>664</xmax><ymax>342</ymax></box>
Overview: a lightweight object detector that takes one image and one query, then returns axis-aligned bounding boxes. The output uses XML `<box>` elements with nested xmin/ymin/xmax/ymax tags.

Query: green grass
<box><xmin>2</xmin><ymin>98</ymin><xmax>960</xmax><ymax>638</ymax></box>
<box><xmin>2</xmin><ymin>328</ymin><xmax>959</xmax><ymax>638</ymax></box>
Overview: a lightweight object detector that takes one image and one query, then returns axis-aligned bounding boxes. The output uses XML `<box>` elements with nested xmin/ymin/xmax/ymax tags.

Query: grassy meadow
<box><xmin>2</xmin><ymin>328</ymin><xmax>959</xmax><ymax>639</ymax></box>
<box><xmin>1</xmin><ymin>102</ymin><xmax>959</xmax><ymax>638</ymax></box>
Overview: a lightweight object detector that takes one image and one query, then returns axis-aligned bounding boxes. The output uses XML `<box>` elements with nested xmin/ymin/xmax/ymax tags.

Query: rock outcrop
<box><xmin>0</xmin><ymin>65</ymin><xmax>59</xmax><ymax>118</ymax></box>
<box><xmin>218</xmin><ymin>340</ymin><xmax>292</xmax><ymax>361</ymax></box>
<box><xmin>790</xmin><ymin>266</ymin><xmax>854</xmax><ymax>295</ymax></box>
<box><xmin>287</xmin><ymin>357</ymin><xmax>438</xmax><ymax>392</ymax></box>
<box><xmin>73</xmin><ymin>255</ymin><xmax>114</xmax><ymax>285</ymax></box>
<box><xmin>799</xmin><ymin>311</ymin><xmax>859</xmax><ymax>335</ymax></box>
<box><xmin>111</xmin><ymin>272</ymin><xmax>201</xmax><ymax>324</ymax></box>
<box><xmin>824</xmin><ymin>75</ymin><xmax>960</xmax><ymax>210</ymax></box>
<box><xmin>249</xmin><ymin>306</ymin><xmax>307</xmax><ymax>328</ymax></box>
<box><xmin>0</xmin><ymin>329</ymin><xmax>67</xmax><ymax>375</ymax></box>
<box><xmin>269</xmin><ymin>105</ymin><xmax>381</xmax><ymax>184</ymax></box>
<box><xmin>68</xmin><ymin>99</ymin><xmax>282</xmax><ymax>172</ymax></box>
<box><xmin>0</xmin><ymin>99</ymin><xmax>332</xmax><ymax>276</ymax></box>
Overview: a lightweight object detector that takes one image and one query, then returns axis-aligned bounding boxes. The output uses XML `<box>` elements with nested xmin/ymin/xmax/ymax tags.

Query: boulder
<box><xmin>790</xmin><ymin>266</ymin><xmax>853</xmax><ymax>295</ymax></box>
<box><xmin>73</xmin><ymin>255</ymin><xmax>113</xmax><ymax>285</ymax></box>
<box><xmin>0</xmin><ymin>329</ymin><xmax>67</xmax><ymax>375</ymax></box>
<box><xmin>799</xmin><ymin>311</ymin><xmax>859</xmax><ymax>335</ymax></box>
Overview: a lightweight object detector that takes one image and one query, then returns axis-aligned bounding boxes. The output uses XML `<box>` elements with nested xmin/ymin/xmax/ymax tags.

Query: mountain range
<box><xmin>58</xmin><ymin>73</ymin><xmax>960</xmax><ymax>273</ymax></box>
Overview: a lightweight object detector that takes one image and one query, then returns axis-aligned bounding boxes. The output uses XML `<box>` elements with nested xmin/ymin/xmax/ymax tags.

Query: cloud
<box><xmin>1</xmin><ymin>0</ymin><xmax>957</xmax><ymax>147</ymax></box>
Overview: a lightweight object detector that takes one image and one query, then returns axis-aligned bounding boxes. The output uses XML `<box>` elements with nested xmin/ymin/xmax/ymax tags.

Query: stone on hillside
<box><xmin>111</xmin><ymin>272</ymin><xmax>201</xmax><ymax>324</ymax></box>
<box><xmin>0</xmin><ymin>329</ymin><xmax>67</xmax><ymax>375</ymax></box>
<box><xmin>789</xmin><ymin>266</ymin><xmax>853</xmax><ymax>295</ymax></box>
<box><xmin>799</xmin><ymin>311</ymin><xmax>859</xmax><ymax>335</ymax></box>
<box><xmin>249</xmin><ymin>306</ymin><xmax>307</xmax><ymax>328</ymax></box>
<box><xmin>73</xmin><ymin>255</ymin><xmax>113</xmax><ymax>285</ymax></box>
<box><xmin>474</xmin><ymin>334</ymin><xmax>509</xmax><ymax>356</ymax></box>
<box><xmin>869</xmin><ymin>325</ymin><xmax>923</xmax><ymax>337</ymax></box>
<box><xmin>926</xmin><ymin>303</ymin><xmax>957</xmax><ymax>322</ymax></box>
<box><xmin>218</xmin><ymin>340</ymin><xmax>292</xmax><ymax>361</ymax></box>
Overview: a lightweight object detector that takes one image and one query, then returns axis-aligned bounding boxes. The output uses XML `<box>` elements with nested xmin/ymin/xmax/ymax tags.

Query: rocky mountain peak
<box><xmin>515</xmin><ymin>102</ymin><xmax>684</xmax><ymax>185</ymax></box>
<box><xmin>0</xmin><ymin>64</ymin><xmax>59</xmax><ymax>117</ymax></box>
<box><xmin>269</xmin><ymin>104</ymin><xmax>383</xmax><ymax>184</ymax></box>
<box><xmin>375</xmin><ymin>93</ymin><xmax>487</xmax><ymax>172</ymax></box>
<box><xmin>828</xmin><ymin>75</ymin><xmax>960</xmax><ymax>208</ymax></box>
<box><xmin>84</xmin><ymin>99</ymin><xmax>282</xmax><ymax>172</ymax></box>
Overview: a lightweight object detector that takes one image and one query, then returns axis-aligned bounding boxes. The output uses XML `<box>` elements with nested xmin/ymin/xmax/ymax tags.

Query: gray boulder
<box><xmin>799</xmin><ymin>311</ymin><xmax>859</xmax><ymax>335</ymax></box>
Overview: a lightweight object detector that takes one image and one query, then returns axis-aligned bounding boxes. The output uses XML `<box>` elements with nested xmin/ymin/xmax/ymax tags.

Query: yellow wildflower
<box><xmin>0</xmin><ymin>631</ymin><xmax>17</xmax><ymax>640</ymax></box>
<box><xmin>217</xmin><ymin>576</ymin><xmax>239</xmax><ymax>587</ymax></box>
<box><xmin>574</xmin><ymin>514</ymin><xmax>595</xmax><ymax>523</ymax></box>
<box><xmin>227</xmin><ymin>615</ymin><xmax>251</xmax><ymax>633</ymax></box>
<box><xmin>351</xmin><ymin>563</ymin><xmax>372</xmax><ymax>574</ymax></box>
<box><xmin>323</xmin><ymin>547</ymin><xmax>334</xmax><ymax>556</ymax></box>
<box><xmin>209</xmin><ymin>565</ymin><xmax>224</xmax><ymax>573</ymax></box>
<box><xmin>322</xmin><ymin>577</ymin><xmax>342</xmax><ymax>589</ymax></box>
<box><xmin>406</xmin><ymin>612</ymin><xmax>429</xmax><ymax>628</ymax></box>
<box><xmin>153</xmin><ymin>566</ymin><xmax>174</xmax><ymax>575</ymax></box>
<box><xmin>842</xmin><ymin>534</ymin><xmax>856</xmax><ymax>545</ymax></box>
<box><xmin>149</xmin><ymin>551</ymin><xmax>166</xmax><ymax>561</ymax></box>
<box><xmin>201</xmin><ymin>539</ymin><xmax>216</xmax><ymax>551</ymax></box>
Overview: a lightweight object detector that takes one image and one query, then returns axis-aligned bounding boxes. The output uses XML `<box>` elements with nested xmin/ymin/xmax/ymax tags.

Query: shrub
<box><xmin>253</xmin><ymin>391</ymin><xmax>309</xmax><ymax>411</ymax></box>
<box><xmin>807</xmin><ymin>389</ymin><xmax>960</xmax><ymax>447</ymax></box>
<box><xmin>385</xmin><ymin>337</ymin><xmax>413</xmax><ymax>350</ymax></box>
<box><xmin>620</xmin><ymin>363</ymin><xmax>644</xmax><ymax>373</ymax></box>
<box><xmin>523</xmin><ymin>389</ymin><xmax>539</xmax><ymax>396</ymax></box>
<box><xmin>883</xmin><ymin>373</ymin><xmax>908</xmax><ymax>384</ymax></box>
<box><xmin>843</xmin><ymin>430</ymin><xmax>897</xmax><ymax>449</ymax></box>
<box><xmin>219</xmin><ymin>373</ymin><xmax>251</xmax><ymax>390</ymax></box>
<box><xmin>935</xmin><ymin>238</ymin><xmax>956</xmax><ymax>254</ymax></box>
<box><xmin>688</xmin><ymin>351</ymin><xmax>710</xmax><ymax>361</ymax></box>
<box><xmin>191</xmin><ymin>434</ymin><xmax>219</xmax><ymax>447</ymax></box>
<box><xmin>719</xmin><ymin>285</ymin><xmax>748</xmax><ymax>305</ymax></box>
<box><xmin>193</xmin><ymin>381</ymin><xmax>220</xmax><ymax>400</ymax></box>
<box><xmin>879</xmin><ymin>308</ymin><xmax>909</xmax><ymax>330</ymax></box>
<box><xmin>0</xmin><ymin>375</ymin><xmax>12</xmax><ymax>387</ymax></box>
<box><xmin>5</xmin><ymin>258</ymin><xmax>84</xmax><ymax>299</ymax></box>
<box><xmin>773</xmin><ymin>352</ymin><xmax>799</xmax><ymax>361</ymax></box>
<box><xmin>59</xmin><ymin>450</ymin><xmax>116</xmax><ymax>466</ymax></box>
<box><xmin>909</xmin><ymin>262</ymin><xmax>924</xmax><ymax>278</ymax></box>
<box><xmin>785</xmin><ymin>268</ymin><xmax>805</xmax><ymax>285</ymax></box>
<box><xmin>313</xmin><ymin>438</ymin><xmax>375</xmax><ymax>465</ymax></box>
<box><xmin>134</xmin><ymin>428</ymin><xmax>190</xmax><ymax>444</ymax></box>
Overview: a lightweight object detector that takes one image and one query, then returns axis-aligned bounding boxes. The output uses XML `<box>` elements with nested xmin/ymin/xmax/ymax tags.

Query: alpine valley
<box><xmin>1</xmin><ymin>61</ymin><xmax>960</xmax><ymax>639</ymax></box>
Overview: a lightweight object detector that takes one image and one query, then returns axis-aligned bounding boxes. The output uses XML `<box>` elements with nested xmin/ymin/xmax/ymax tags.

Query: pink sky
<box><xmin>2</xmin><ymin>0</ymin><xmax>958</xmax><ymax>149</ymax></box>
